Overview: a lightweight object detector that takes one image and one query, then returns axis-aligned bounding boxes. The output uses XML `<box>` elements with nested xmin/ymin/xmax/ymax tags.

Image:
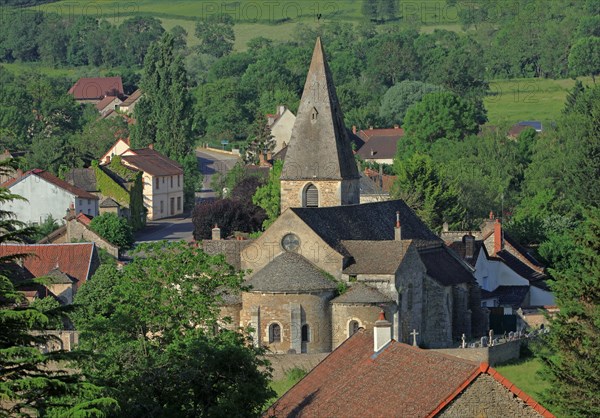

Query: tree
<box><xmin>361</xmin><ymin>0</ymin><xmax>377</xmax><ymax>20</ymax></box>
<box><xmin>90</xmin><ymin>213</ymin><xmax>134</xmax><ymax>250</ymax></box>
<box><xmin>402</xmin><ymin>92</ymin><xmax>486</xmax><ymax>144</ymax></box>
<box><xmin>72</xmin><ymin>242</ymin><xmax>274</xmax><ymax>417</ymax></box>
<box><xmin>194</xmin><ymin>14</ymin><xmax>235</xmax><ymax>58</ymax></box>
<box><xmin>392</xmin><ymin>153</ymin><xmax>465</xmax><ymax>232</ymax></box>
<box><xmin>568</xmin><ymin>36</ymin><xmax>600</xmax><ymax>83</ymax></box>
<box><xmin>244</xmin><ymin>111</ymin><xmax>275</xmax><ymax>164</ymax></box>
<box><xmin>379</xmin><ymin>80</ymin><xmax>443</xmax><ymax>126</ymax></box>
<box><xmin>538</xmin><ymin>208</ymin><xmax>600</xmax><ymax>417</ymax></box>
<box><xmin>253</xmin><ymin>160</ymin><xmax>283</xmax><ymax>229</ymax></box>
<box><xmin>192</xmin><ymin>198</ymin><xmax>266</xmax><ymax>240</ymax></box>
<box><xmin>0</xmin><ymin>158</ymin><xmax>117</xmax><ymax>416</ymax></box>
<box><xmin>132</xmin><ymin>33</ymin><xmax>193</xmax><ymax>159</ymax></box>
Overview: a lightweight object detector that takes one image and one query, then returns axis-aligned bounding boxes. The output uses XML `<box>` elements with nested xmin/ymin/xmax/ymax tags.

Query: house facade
<box><xmin>1</xmin><ymin>169</ymin><xmax>98</xmax><ymax>225</ymax></box>
<box><xmin>267</xmin><ymin>105</ymin><xmax>296</xmax><ymax>153</ymax></box>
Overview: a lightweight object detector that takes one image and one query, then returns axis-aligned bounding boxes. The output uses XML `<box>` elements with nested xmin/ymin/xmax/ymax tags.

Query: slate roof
<box><xmin>3</xmin><ymin>169</ymin><xmax>98</xmax><ymax>200</ymax></box>
<box><xmin>281</xmin><ymin>38</ymin><xmax>359</xmax><ymax>181</ymax></box>
<box><xmin>64</xmin><ymin>168</ymin><xmax>97</xmax><ymax>192</ymax></box>
<box><xmin>290</xmin><ymin>199</ymin><xmax>441</xmax><ymax>256</ymax></box>
<box><xmin>331</xmin><ymin>282</ymin><xmax>394</xmax><ymax>304</ymax></box>
<box><xmin>418</xmin><ymin>245</ymin><xmax>475</xmax><ymax>286</ymax></box>
<box><xmin>122</xmin><ymin>148</ymin><xmax>182</xmax><ymax>176</ymax></box>
<box><xmin>68</xmin><ymin>77</ymin><xmax>124</xmax><ymax>100</ymax></box>
<box><xmin>0</xmin><ymin>243</ymin><xmax>99</xmax><ymax>289</ymax></box>
<box><xmin>341</xmin><ymin>240</ymin><xmax>411</xmax><ymax>274</ymax></box>
<box><xmin>483</xmin><ymin>285</ymin><xmax>532</xmax><ymax>308</ymax></box>
<box><xmin>447</xmin><ymin>239</ymin><xmax>484</xmax><ymax>267</ymax></box>
<box><xmin>267</xmin><ymin>328</ymin><xmax>555</xmax><ymax>417</ymax></box>
<box><xmin>246</xmin><ymin>252</ymin><xmax>337</xmax><ymax>293</ymax></box>
<box><xmin>100</xmin><ymin>197</ymin><xmax>120</xmax><ymax>208</ymax></box>
<box><xmin>46</xmin><ymin>268</ymin><xmax>76</xmax><ymax>284</ymax></box>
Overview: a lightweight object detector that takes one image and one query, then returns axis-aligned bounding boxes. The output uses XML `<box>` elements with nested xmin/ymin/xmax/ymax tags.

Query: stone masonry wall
<box><xmin>438</xmin><ymin>374</ymin><xmax>544</xmax><ymax>418</ymax></box>
<box><xmin>280</xmin><ymin>180</ymin><xmax>342</xmax><ymax>213</ymax></box>
<box><xmin>422</xmin><ymin>276</ymin><xmax>453</xmax><ymax>348</ymax></box>
<box><xmin>218</xmin><ymin>304</ymin><xmax>241</xmax><ymax>332</ymax></box>
<box><xmin>331</xmin><ymin>303</ymin><xmax>395</xmax><ymax>349</ymax></box>
<box><xmin>240</xmin><ymin>291</ymin><xmax>334</xmax><ymax>354</ymax></box>
<box><xmin>433</xmin><ymin>339</ymin><xmax>521</xmax><ymax>366</ymax></box>
<box><xmin>67</xmin><ymin>220</ymin><xmax>119</xmax><ymax>257</ymax></box>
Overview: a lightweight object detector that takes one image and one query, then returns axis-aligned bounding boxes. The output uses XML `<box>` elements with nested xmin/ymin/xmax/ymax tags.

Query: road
<box><xmin>133</xmin><ymin>148</ymin><xmax>240</xmax><ymax>243</ymax></box>
<box><xmin>196</xmin><ymin>148</ymin><xmax>240</xmax><ymax>200</ymax></box>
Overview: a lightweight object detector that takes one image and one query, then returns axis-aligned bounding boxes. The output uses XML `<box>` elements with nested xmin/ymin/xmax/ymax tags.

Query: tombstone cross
<box><xmin>410</xmin><ymin>329</ymin><xmax>419</xmax><ymax>347</ymax></box>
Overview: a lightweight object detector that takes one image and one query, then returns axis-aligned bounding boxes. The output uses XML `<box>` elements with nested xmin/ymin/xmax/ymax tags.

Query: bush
<box><xmin>192</xmin><ymin>199</ymin><xmax>266</xmax><ymax>240</ymax></box>
<box><xmin>90</xmin><ymin>213</ymin><xmax>134</xmax><ymax>249</ymax></box>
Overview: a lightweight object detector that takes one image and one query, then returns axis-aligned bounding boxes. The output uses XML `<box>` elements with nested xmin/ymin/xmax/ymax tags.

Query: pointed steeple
<box><xmin>281</xmin><ymin>38</ymin><xmax>359</xmax><ymax>181</ymax></box>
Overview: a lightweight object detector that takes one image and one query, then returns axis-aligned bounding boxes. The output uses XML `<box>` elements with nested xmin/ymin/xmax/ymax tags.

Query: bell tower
<box><xmin>280</xmin><ymin>38</ymin><xmax>360</xmax><ymax>213</ymax></box>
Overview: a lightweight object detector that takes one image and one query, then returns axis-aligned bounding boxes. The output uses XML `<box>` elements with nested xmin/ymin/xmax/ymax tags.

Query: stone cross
<box><xmin>461</xmin><ymin>333</ymin><xmax>466</xmax><ymax>349</ymax></box>
<box><xmin>410</xmin><ymin>329</ymin><xmax>419</xmax><ymax>347</ymax></box>
<box><xmin>480</xmin><ymin>336</ymin><xmax>488</xmax><ymax>347</ymax></box>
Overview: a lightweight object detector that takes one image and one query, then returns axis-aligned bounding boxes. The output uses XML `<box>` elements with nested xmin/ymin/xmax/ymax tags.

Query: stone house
<box><xmin>206</xmin><ymin>38</ymin><xmax>485</xmax><ymax>352</ymax></box>
<box><xmin>68</xmin><ymin>76</ymin><xmax>124</xmax><ymax>105</ymax></box>
<box><xmin>266</xmin><ymin>319</ymin><xmax>555</xmax><ymax>417</ymax></box>
<box><xmin>100</xmin><ymin>140</ymin><xmax>184</xmax><ymax>220</ymax></box>
<box><xmin>0</xmin><ymin>243</ymin><xmax>100</xmax><ymax>305</ymax></box>
<box><xmin>38</xmin><ymin>212</ymin><xmax>119</xmax><ymax>258</ymax></box>
<box><xmin>1</xmin><ymin>169</ymin><xmax>98</xmax><ymax>225</ymax></box>
<box><xmin>95</xmin><ymin>95</ymin><xmax>122</xmax><ymax>116</ymax></box>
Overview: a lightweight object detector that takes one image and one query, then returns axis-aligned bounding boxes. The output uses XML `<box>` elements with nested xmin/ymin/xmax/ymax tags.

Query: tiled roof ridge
<box><xmin>428</xmin><ymin>362</ymin><xmax>555</xmax><ymax>418</ymax></box>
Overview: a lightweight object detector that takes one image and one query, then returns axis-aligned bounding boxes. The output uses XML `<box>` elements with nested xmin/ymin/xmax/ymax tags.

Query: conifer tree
<box><xmin>539</xmin><ymin>207</ymin><xmax>600</xmax><ymax>417</ymax></box>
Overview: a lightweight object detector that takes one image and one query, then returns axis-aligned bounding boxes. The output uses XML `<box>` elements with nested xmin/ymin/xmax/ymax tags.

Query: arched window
<box><xmin>302</xmin><ymin>324</ymin><xmax>310</xmax><ymax>342</ymax></box>
<box><xmin>303</xmin><ymin>184</ymin><xmax>318</xmax><ymax>207</ymax></box>
<box><xmin>348</xmin><ymin>320</ymin><xmax>360</xmax><ymax>337</ymax></box>
<box><xmin>269</xmin><ymin>323</ymin><xmax>281</xmax><ymax>343</ymax></box>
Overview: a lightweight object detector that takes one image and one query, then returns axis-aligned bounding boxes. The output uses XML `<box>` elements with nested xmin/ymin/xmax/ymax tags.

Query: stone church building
<box><xmin>208</xmin><ymin>38</ymin><xmax>486</xmax><ymax>352</ymax></box>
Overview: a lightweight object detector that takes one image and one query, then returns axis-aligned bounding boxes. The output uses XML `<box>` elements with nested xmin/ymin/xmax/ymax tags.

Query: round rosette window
<box><xmin>281</xmin><ymin>233</ymin><xmax>300</xmax><ymax>252</ymax></box>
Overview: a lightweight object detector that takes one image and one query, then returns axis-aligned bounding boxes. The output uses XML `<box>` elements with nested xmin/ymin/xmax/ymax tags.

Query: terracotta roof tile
<box><xmin>122</xmin><ymin>148</ymin><xmax>182</xmax><ymax>176</ymax></box>
<box><xmin>0</xmin><ymin>243</ymin><xmax>98</xmax><ymax>289</ymax></box>
<box><xmin>120</xmin><ymin>89</ymin><xmax>142</xmax><ymax>106</ymax></box>
<box><xmin>68</xmin><ymin>77</ymin><xmax>124</xmax><ymax>100</ymax></box>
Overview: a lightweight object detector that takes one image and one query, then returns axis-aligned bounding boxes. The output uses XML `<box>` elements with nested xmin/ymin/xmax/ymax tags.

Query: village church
<box><xmin>205</xmin><ymin>38</ymin><xmax>487</xmax><ymax>352</ymax></box>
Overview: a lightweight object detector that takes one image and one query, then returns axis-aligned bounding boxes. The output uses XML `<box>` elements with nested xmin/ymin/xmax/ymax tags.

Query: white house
<box><xmin>1</xmin><ymin>169</ymin><xmax>98</xmax><ymax>225</ymax></box>
<box><xmin>267</xmin><ymin>105</ymin><xmax>296</xmax><ymax>154</ymax></box>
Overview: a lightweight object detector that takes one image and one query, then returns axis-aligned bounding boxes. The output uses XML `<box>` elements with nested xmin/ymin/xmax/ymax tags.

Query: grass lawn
<box><xmin>266</xmin><ymin>367</ymin><xmax>306</xmax><ymax>408</ymax></box>
<box><xmin>495</xmin><ymin>357</ymin><xmax>550</xmax><ymax>406</ymax></box>
<box><xmin>484</xmin><ymin>76</ymin><xmax>595</xmax><ymax>126</ymax></box>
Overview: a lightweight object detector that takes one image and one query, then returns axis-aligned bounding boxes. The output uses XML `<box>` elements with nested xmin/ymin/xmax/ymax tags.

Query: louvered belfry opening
<box><xmin>304</xmin><ymin>184</ymin><xmax>319</xmax><ymax>207</ymax></box>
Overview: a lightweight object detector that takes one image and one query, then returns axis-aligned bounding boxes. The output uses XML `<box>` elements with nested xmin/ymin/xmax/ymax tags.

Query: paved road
<box><xmin>196</xmin><ymin>148</ymin><xmax>240</xmax><ymax>200</ymax></box>
<box><xmin>132</xmin><ymin>149</ymin><xmax>240</xmax><ymax>244</ymax></box>
<box><xmin>134</xmin><ymin>214</ymin><xmax>194</xmax><ymax>243</ymax></box>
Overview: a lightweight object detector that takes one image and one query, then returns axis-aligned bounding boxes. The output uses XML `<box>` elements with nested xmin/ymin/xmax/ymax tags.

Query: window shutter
<box><xmin>305</xmin><ymin>185</ymin><xmax>318</xmax><ymax>207</ymax></box>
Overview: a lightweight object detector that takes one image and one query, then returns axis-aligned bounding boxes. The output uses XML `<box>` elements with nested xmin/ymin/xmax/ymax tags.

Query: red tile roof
<box><xmin>267</xmin><ymin>329</ymin><xmax>554</xmax><ymax>417</ymax></box>
<box><xmin>76</xmin><ymin>213</ymin><xmax>92</xmax><ymax>226</ymax></box>
<box><xmin>2</xmin><ymin>169</ymin><xmax>98</xmax><ymax>200</ymax></box>
<box><xmin>120</xmin><ymin>89</ymin><xmax>142</xmax><ymax>107</ymax></box>
<box><xmin>68</xmin><ymin>77</ymin><xmax>124</xmax><ymax>100</ymax></box>
<box><xmin>122</xmin><ymin>148</ymin><xmax>183</xmax><ymax>176</ymax></box>
<box><xmin>0</xmin><ymin>243</ymin><xmax>98</xmax><ymax>289</ymax></box>
<box><xmin>95</xmin><ymin>95</ymin><xmax>119</xmax><ymax>111</ymax></box>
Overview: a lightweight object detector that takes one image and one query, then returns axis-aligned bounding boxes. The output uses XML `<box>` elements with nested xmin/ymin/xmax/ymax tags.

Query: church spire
<box><xmin>281</xmin><ymin>37</ymin><xmax>359</xmax><ymax>181</ymax></box>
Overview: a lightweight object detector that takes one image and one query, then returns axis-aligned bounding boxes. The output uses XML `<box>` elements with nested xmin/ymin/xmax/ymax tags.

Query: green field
<box><xmin>36</xmin><ymin>0</ymin><xmax>462</xmax><ymax>51</ymax></box>
<box><xmin>495</xmin><ymin>357</ymin><xmax>550</xmax><ymax>405</ymax></box>
<box><xmin>484</xmin><ymin>76</ymin><xmax>595</xmax><ymax>126</ymax></box>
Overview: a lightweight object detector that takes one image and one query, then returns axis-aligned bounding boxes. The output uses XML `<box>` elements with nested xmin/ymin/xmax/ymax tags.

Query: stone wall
<box><xmin>331</xmin><ymin>303</ymin><xmax>395</xmax><ymax>349</ymax></box>
<box><xmin>438</xmin><ymin>374</ymin><xmax>544</xmax><ymax>417</ymax></box>
<box><xmin>422</xmin><ymin>276</ymin><xmax>453</xmax><ymax>348</ymax></box>
<box><xmin>267</xmin><ymin>353</ymin><xmax>329</xmax><ymax>381</ymax></box>
<box><xmin>31</xmin><ymin>330</ymin><xmax>79</xmax><ymax>352</ymax></box>
<box><xmin>240</xmin><ymin>291</ymin><xmax>334</xmax><ymax>354</ymax></box>
<box><xmin>219</xmin><ymin>304</ymin><xmax>241</xmax><ymax>332</ymax></box>
<box><xmin>433</xmin><ymin>339</ymin><xmax>521</xmax><ymax>366</ymax></box>
<box><xmin>67</xmin><ymin>219</ymin><xmax>119</xmax><ymax>258</ymax></box>
<box><xmin>280</xmin><ymin>180</ymin><xmax>342</xmax><ymax>213</ymax></box>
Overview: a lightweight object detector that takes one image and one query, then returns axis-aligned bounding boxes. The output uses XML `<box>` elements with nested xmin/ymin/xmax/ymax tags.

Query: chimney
<box><xmin>489</xmin><ymin>211</ymin><xmax>494</xmax><ymax>220</ymax></box>
<box><xmin>374</xmin><ymin>311</ymin><xmax>392</xmax><ymax>352</ymax></box>
<box><xmin>148</xmin><ymin>143</ymin><xmax>154</xmax><ymax>150</ymax></box>
<box><xmin>258</xmin><ymin>151</ymin><xmax>266</xmax><ymax>166</ymax></box>
<box><xmin>267</xmin><ymin>115</ymin><xmax>275</xmax><ymax>126</ymax></box>
<box><xmin>278</xmin><ymin>105</ymin><xmax>286</xmax><ymax>115</ymax></box>
<box><xmin>442</xmin><ymin>222</ymin><xmax>449</xmax><ymax>232</ymax></box>
<box><xmin>352</xmin><ymin>125</ymin><xmax>357</xmax><ymax>134</ymax></box>
<box><xmin>266</xmin><ymin>150</ymin><xmax>272</xmax><ymax>162</ymax></box>
<box><xmin>394</xmin><ymin>211</ymin><xmax>401</xmax><ymax>241</ymax></box>
<box><xmin>494</xmin><ymin>219</ymin><xmax>502</xmax><ymax>254</ymax></box>
<box><xmin>464</xmin><ymin>234</ymin><xmax>475</xmax><ymax>259</ymax></box>
<box><xmin>394</xmin><ymin>124</ymin><xmax>399</xmax><ymax>129</ymax></box>
<box><xmin>212</xmin><ymin>224</ymin><xmax>221</xmax><ymax>241</ymax></box>
<box><xmin>369</xmin><ymin>126</ymin><xmax>373</xmax><ymax>130</ymax></box>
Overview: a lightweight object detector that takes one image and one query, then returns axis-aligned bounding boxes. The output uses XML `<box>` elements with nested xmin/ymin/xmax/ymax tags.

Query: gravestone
<box><xmin>480</xmin><ymin>336</ymin><xmax>488</xmax><ymax>348</ymax></box>
<box><xmin>410</xmin><ymin>329</ymin><xmax>419</xmax><ymax>347</ymax></box>
<box><xmin>461</xmin><ymin>333</ymin><xmax>466</xmax><ymax>349</ymax></box>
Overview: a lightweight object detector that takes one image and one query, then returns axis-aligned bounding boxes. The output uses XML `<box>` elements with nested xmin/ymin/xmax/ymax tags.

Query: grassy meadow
<box><xmin>495</xmin><ymin>357</ymin><xmax>550</xmax><ymax>405</ymax></box>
